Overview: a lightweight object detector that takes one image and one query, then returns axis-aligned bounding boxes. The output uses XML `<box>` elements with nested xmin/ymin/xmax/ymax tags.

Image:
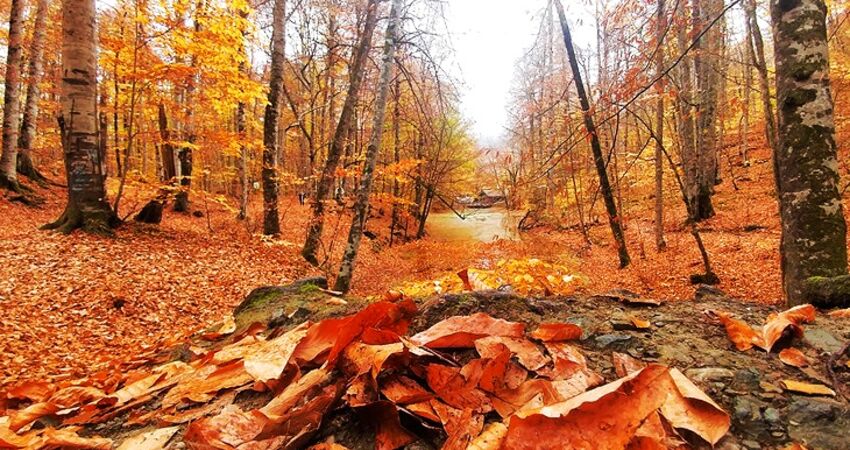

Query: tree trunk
<box><xmin>17</xmin><ymin>0</ymin><xmax>49</xmax><ymax>183</ymax></box>
<box><xmin>0</xmin><ymin>0</ymin><xmax>25</xmax><ymax>190</ymax></box>
<box><xmin>261</xmin><ymin>0</ymin><xmax>286</xmax><ymax>235</ymax></box>
<box><xmin>693</xmin><ymin>0</ymin><xmax>717</xmax><ymax>220</ymax></box>
<box><xmin>389</xmin><ymin>77</ymin><xmax>401</xmax><ymax>247</ymax></box>
<box><xmin>746</xmin><ymin>0</ymin><xmax>778</xmax><ymax>153</ymax></box>
<box><xmin>555</xmin><ymin>0</ymin><xmax>630</xmax><ymax>268</ymax></box>
<box><xmin>334</xmin><ymin>0</ymin><xmax>402</xmax><ymax>294</ymax></box>
<box><xmin>237</xmin><ymin>8</ymin><xmax>250</xmax><ymax>221</ymax></box>
<box><xmin>771</xmin><ymin>0</ymin><xmax>848</xmax><ymax>306</ymax></box>
<box><xmin>302</xmin><ymin>0</ymin><xmax>380</xmax><ymax>265</ymax></box>
<box><xmin>175</xmin><ymin>0</ymin><xmax>205</xmax><ymax>213</ymax></box>
<box><xmin>43</xmin><ymin>0</ymin><xmax>117</xmax><ymax>234</ymax></box>
<box><xmin>654</xmin><ymin>0</ymin><xmax>667</xmax><ymax>250</ymax></box>
<box><xmin>676</xmin><ymin>5</ymin><xmax>698</xmax><ymax>221</ymax></box>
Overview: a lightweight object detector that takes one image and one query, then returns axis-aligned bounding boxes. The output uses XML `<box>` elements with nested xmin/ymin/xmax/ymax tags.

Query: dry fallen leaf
<box><xmin>411</xmin><ymin>313</ymin><xmax>525</xmax><ymax>348</ymax></box>
<box><xmin>712</xmin><ymin>311</ymin><xmax>766</xmax><ymax>351</ymax></box>
<box><xmin>475</xmin><ymin>336</ymin><xmax>549</xmax><ymax>371</ymax></box>
<box><xmin>778</xmin><ymin>348</ymin><xmax>809</xmax><ymax>368</ymax></box>
<box><xmin>505</xmin><ymin>365</ymin><xmax>676</xmax><ymax>449</ymax></box>
<box><xmin>660</xmin><ymin>368</ymin><xmax>731</xmax><ymax>446</ymax></box>
<box><xmin>629</xmin><ymin>315</ymin><xmax>651</xmax><ymax>330</ymax></box>
<box><xmin>467</xmin><ymin>422</ymin><xmax>508</xmax><ymax>450</ymax></box>
<box><xmin>762</xmin><ymin>304</ymin><xmax>816</xmax><ymax>352</ymax></box>
<box><xmin>116</xmin><ymin>426</ymin><xmax>180</xmax><ymax>450</ymax></box>
<box><xmin>529</xmin><ymin>323</ymin><xmax>582</xmax><ymax>342</ymax></box>
<box><xmin>827</xmin><ymin>308</ymin><xmax>850</xmax><ymax>318</ymax></box>
<box><xmin>781</xmin><ymin>380</ymin><xmax>836</xmax><ymax>397</ymax></box>
<box><xmin>42</xmin><ymin>427</ymin><xmax>113</xmax><ymax>450</ymax></box>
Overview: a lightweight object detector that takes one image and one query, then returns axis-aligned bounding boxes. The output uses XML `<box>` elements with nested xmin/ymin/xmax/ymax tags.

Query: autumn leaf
<box><xmin>762</xmin><ymin>304</ymin><xmax>816</xmax><ymax>352</ymax></box>
<box><xmin>781</xmin><ymin>380</ymin><xmax>836</xmax><ymax>397</ymax></box>
<box><xmin>504</xmin><ymin>365</ymin><xmax>676</xmax><ymax>450</ymax></box>
<box><xmin>116</xmin><ymin>426</ymin><xmax>180</xmax><ymax>450</ymax></box>
<box><xmin>529</xmin><ymin>322</ymin><xmax>583</xmax><ymax>342</ymax></box>
<box><xmin>827</xmin><ymin>308</ymin><xmax>850</xmax><ymax>318</ymax></box>
<box><xmin>659</xmin><ymin>368</ymin><xmax>731</xmax><ymax>445</ymax></box>
<box><xmin>41</xmin><ymin>427</ymin><xmax>113</xmax><ymax>450</ymax></box>
<box><xmin>711</xmin><ymin>311</ymin><xmax>767</xmax><ymax>351</ymax></box>
<box><xmin>475</xmin><ymin>336</ymin><xmax>550</xmax><ymax>371</ymax></box>
<box><xmin>778</xmin><ymin>348</ymin><xmax>809</xmax><ymax>368</ymax></box>
<box><xmin>411</xmin><ymin>312</ymin><xmax>525</xmax><ymax>348</ymax></box>
<box><xmin>612</xmin><ymin>352</ymin><xmax>646</xmax><ymax>378</ymax></box>
<box><xmin>468</xmin><ymin>422</ymin><xmax>508</xmax><ymax>450</ymax></box>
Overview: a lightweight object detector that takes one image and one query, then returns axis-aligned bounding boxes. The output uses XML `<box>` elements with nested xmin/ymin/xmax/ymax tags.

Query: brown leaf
<box><xmin>659</xmin><ymin>368</ymin><xmax>731</xmax><ymax>445</ymax></box>
<box><xmin>411</xmin><ymin>313</ymin><xmax>525</xmax><ymax>349</ymax></box>
<box><xmin>381</xmin><ymin>375</ymin><xmax>434</xmax><ymax>404</ymax></box>
<box><xmin>41</xmin><ymin>427</ymin><xmax>113</xmax><ymax>449</ymax></box>
<box><xmin>781</xmin><ymin>380</ymin><xmax>836</xmax><ymax>397</ymax></box>
<box><xmin>475</xmin><ymin>336</ymin><xmax>549</xmax><ymax>370</ymax></box>
<box><xmin>629</xmin><ymin>316</ymin><xmax>651</xmax><ymax>330</ymax></box>
<box><xmin>538</xmin><ymin>342</ymin><xmax>588</xmax><ymax>381</ymax></box>
<box><xmin>504</xmin><ymin>365</ymin><xmax>676</xmax><ymax>450</ymax></box>
<box><xmin>529</xmin><ymin>322</ymin><xmax>582</xmax><ymax>342</ymax></box>
<box><xmin>183</xmin><ymin>404</ymin><xmax>267</xmax><ymax>449</ymax></box>
<box><xmin>48</xmin><ymin>386</ymin><xmax>106</xmax><ymax>409</ymax></box>
<box><xmin>762</xmin><ymin>304</ymin><xmax>816</xmax><ymax>352</ymax></box>
<box><xmin>4</xmin><ymin>381</ymin><xmax>54</xmax><ymax>403</ymax></box>
<box><xmin>712</xmin><ymin>311</ymin><xmax>766</xmax><ymax>351</ymax></box>
<box><xmin>779</xmin><ymin>348</ymin><xmax>809</xmax><ymax>368</ymax></box>
<box><xmin>612</xmin><ymin>352</ymin><xmax>646</xmax><ymax>378</ymax></box>
<box><xmin>116</xmin><ymin>426</ymin><xmax>180</xmax><ymax>450</ymax></box>
<box><xmin>9</xmin><ymin>401</ymin><xmax>58</xmax><ymax>432</ymax></box>
<box><xmin>355</xmin><ymin>401</ymin><xmax>417</xmax><ymax>450</ymax></box>
<box><xmin>828</xmin><ymin>308</ymin><xmax>850</xmax><ymax>318</ymax></box>
<box><xmin>468</xmin><ymin>422</ymin><xmax>508</xmax><ymax>450</ymax></box>
<box><xmin>426</xmin><ymin>364</ymin><xmax>492</xmax><ymax>413</ymax></box>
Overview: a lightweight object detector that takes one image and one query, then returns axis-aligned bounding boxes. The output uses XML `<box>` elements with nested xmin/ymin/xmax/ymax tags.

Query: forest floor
<box><xmin>0</xmin><ymin>145</ymin><xmax>816</xmax><ymax>391</ymax></box>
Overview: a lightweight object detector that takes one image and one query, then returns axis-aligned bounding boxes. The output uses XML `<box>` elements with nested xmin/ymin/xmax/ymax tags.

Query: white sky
<box><xmin>444</xmin><ymin>0</ymin><xmax>594</xmax><ymax>147</ymax></box>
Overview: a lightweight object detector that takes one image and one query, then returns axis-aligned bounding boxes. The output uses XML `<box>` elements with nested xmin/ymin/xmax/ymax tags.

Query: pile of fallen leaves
<box><xmin>396</xmin><ymin>258</ymin><xmax>584</xmax><ymax>298</ymax></box>
<box><xmin>0</xmin><ymin>294</ymin><xmax>732</xmax><ymax>449</ymax></box>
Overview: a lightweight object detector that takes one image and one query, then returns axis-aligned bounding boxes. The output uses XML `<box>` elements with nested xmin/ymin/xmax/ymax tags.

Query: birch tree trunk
<box><xmin>302</xmin><ymin>0</ymin><xmax>380</xmax><ymax>265</ymax></box>
<box><xmin>262</xmin><ymin>0</ymin><xmax>286</xmax><ymax>235</ymax></box>
<box><xmin>334</xmin><ymin>0</ymin><xmax>403</xmax><ymax>293</ymax></box>
<box><xmin>654</xmin><ymin>0</ymin><xmax>667</xmax><ymax>250</ymax></box>
<box><xmin>44</xmin><ymin>0</ymin><xmax>117</xmax><ymax>234</ymax></box>
<box><xmin>771</xmin><ymin>0</ymin><xmax>848</xmax><ymax>306</ymax></box>
<box><xmin>555</xmin><ymin>0</ymin><xmax>630</xmax><ymax>268</ymax></box>
<box><xmin>0</xmin><ymin>0</ymin><xmax>25</xmax><ymax>190</ymax></box>
<box><xmin>17</xmin><ymin>0</ymin><xmax>49</xmax><ymax>183</ymax></box>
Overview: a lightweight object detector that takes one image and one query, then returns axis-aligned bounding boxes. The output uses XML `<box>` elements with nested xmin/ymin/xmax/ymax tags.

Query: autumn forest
<box><xmin>1</xmin><ymin>0</ymin><xmax>850</xmax><ymax>448</ymax></box>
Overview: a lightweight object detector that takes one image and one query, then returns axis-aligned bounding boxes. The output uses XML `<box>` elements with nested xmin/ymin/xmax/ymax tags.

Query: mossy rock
<box><xmin>803</xmin><ymin>275</ymin><xmax>850</xmax><ymax>308</ymax></box>
<box><xmin>233</xmin><ymin>277</ymin><xmax>366</xmax><ymax>330</ymax></box>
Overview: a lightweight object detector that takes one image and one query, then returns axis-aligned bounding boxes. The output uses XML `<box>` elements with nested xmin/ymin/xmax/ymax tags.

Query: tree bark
<box><xmin>654</xmin><ymin>0</ymin><xmax>667</xmax><ymax>250</ymax></box>
<box><xmin>0</xmin><ymin>0</ymin><xmax>25</xmax><ymax>190</ymax></box>
<box><xmin>771</xmin><ymin>0</ymin><xmax>848</xmax><ymax>306</ymax></box>
<box><xmin>237</xmin><ymin>8</ymin><xmax>250</xmax><ymax>221</ymax></box>
<box><xmin>175</xmin><ymin>0</ymin><xmax>205</xmax><ymax>213</ymax></box>
<box><xmin>302</xmin><ymin>0</ymin><xmax>380</xmax><ymax>265</ymax></box>
<box><xmin>555</xmin><ymin>0</ymin><xmax>630</xmax><ymax>268</ymax></box>
<box><xmin>334</xmin><ymin>0</ymin><xmax>402</xmax><ymax>293</ymax></box>
<box><xmin>17</xmin><ymin>0</ymin><xmax>49</xmax><ymax>183</ymax></box>
<box><xmin>746</xmin><ymin>0</ymin><xmax>778</xmax><ymax>153</ymax></box>
<box><xmin>692</xmin><ymin>0</ymin><xmax>717</xmax><ymax>220</ymax></box>
<box><xmin>43</xmin><ymin>0</ymin><xmax>117</xmax><ymax>234</ymax></box>
<box><xmin>261</xmin><ymin>0</ymin><xmax>286</xmax><ymax>235</ymax></box>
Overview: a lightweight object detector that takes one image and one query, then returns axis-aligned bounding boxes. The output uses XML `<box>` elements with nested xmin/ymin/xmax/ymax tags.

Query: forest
<box><xmin>1</xmin><ymin>0</ymin><xmax>850</xmax><ymax>448</ymax></box>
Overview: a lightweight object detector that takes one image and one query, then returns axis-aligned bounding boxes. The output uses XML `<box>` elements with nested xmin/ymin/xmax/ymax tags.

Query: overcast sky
<box><xmin>444</xmin><ymin>0</ymin><xmax>594</xmax><ymax>147</ymax></box>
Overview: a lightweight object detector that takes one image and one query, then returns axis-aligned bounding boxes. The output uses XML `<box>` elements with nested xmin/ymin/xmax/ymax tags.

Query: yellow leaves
<box><xmin>780</xmin><ymin>380</ymin><xmax>836</xmax><ymax>397</ymax></box>
<box><xmin>396</xmin><ymin>258</ymin><xmax>583</xmax><ymax>297</ymax></box>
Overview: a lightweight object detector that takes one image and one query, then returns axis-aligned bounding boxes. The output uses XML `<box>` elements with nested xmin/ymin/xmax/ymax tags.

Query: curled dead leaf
<box><xmin>116</xmin><ymin>426</ymin><xmax>180</xmax><ymax>450</ymax></box>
